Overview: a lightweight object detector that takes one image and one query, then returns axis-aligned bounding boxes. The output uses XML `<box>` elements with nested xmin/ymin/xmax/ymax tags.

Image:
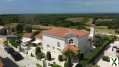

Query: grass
<box><xmin>96</xmin><ymin>26</ymin><xmax>115</xmax><ymax>34</ymax></box>
<box><xmin>36</xmin><ymin>64</ymin><xmax>42</xmax><ymax>67</ymax></box>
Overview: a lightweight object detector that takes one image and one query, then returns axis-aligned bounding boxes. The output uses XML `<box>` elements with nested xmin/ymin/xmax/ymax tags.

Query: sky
<box><xmin>0</xmin><ymin>0</ymin><xmax>119</xmax><ymax>14</ymax></box>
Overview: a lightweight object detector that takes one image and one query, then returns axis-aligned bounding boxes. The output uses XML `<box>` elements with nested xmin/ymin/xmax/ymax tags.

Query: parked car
<box><xmin>4</xmin><ymin>47</ymin><xmax>24</xmax><ymax>61</ymax></box>
<box><xmin>4</xmin><ymin>47</ymin><xmax>15</xmax><ymax>54</ymax></box>
<box><xmin>10</xmin><ymin>51</ymin><xmax>24</xmax><ymax>61</ymax></box>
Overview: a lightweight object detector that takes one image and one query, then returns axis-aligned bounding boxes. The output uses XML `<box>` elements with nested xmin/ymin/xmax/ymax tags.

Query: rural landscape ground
<box><xmin>0</xmin><ymin>14</ymin><xmax>119</xmax><ymax>67</ymax></box>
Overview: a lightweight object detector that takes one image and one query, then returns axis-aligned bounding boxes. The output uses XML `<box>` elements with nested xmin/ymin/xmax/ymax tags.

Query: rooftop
<box><xmin>63</xmin><ymin>44</ymin><xmax>80</xmax><ymax>54</ymax></box>
<box><xmin>23</xmin><ymin>32</ymin><xmax>32</xmax><ymax>38</ymax></box>
<box><xmin>45</xmin><ymin>27</ymin><xmax>89</xmax><ymax>38</ymax></box>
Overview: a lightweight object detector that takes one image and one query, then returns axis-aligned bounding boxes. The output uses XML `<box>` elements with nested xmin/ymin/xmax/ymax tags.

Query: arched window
<box><xmin>69</xmin><ymin>39</ymin><xmax>74</xmax><ymax>44</ymax></box>
<box><xmin>47</xmin><ymin>44</ymin><xmax>50</xmax><ymax>47</ymax></box>
<box><xmin>57</xmin><ymin>42</ymin><xmax>60</xmax><ymax>47</ymax></box>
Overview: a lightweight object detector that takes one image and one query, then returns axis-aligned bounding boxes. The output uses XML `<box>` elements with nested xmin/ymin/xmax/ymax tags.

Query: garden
<box><xmin>76</xmin><ymin>35</ymin><xmax>114</xmax><ymax>67</ymax></box>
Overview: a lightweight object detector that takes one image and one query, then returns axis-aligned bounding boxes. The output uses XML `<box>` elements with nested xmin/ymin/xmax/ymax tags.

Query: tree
<box><xmin>52</xmin><ymin>64</ymin><xmax>61</xmax><ymax>67</ymax></box>
<box><xmin>64</xmin><ymin>50</ymin><xmax>74</xmax><ymax>67</ymax></box>
<box><xmin>77</xmin><ymin>52</ymin><xmax>84</xmax><ymax>61</ymax></box>
<box><xmin>16</xmin><ymin>23</ymin><xmax>24</xmax><ymax>34</ymax></box>
<box><xmin>0</xmin><ymin>28</ymin><xmax>7</xmax><ymax>35</ymax></box>
<box><xmin>35</xmin><ymin>47</ymin><xmax>45</xmax><ymax>60</ymax></box>
<box><xmin>58</xmin><ymin>55</ymin><xmax>64</xmax><ymax>61</ymax></box>
<box><xmin>46</xmin><ymin>51</ymin><xmax>52</xmax><ymax>61</ymax></box>
<box><xmin>24</xmin><ymin>24</ymin><xmax>32</xmax><ymax>33</ymax></box>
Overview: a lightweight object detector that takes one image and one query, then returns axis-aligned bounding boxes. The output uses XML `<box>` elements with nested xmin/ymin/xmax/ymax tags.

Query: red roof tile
<box><xmin>35</xmin><ymin>32</ymin><xmax>43</xmax><ymax>39</ymax></box>
<box><xmin>23</xmin><ymin>32</ymin><xmax>32</xmax><ymax>38</ymax></box>
<box><xmin>63</xmin><ymin>44</ymin><xmax>80</xmax><ymax>54</ymax></box>
<box><xmin>46</xmin><ymin>27</ymin><xmax>89</xmax><ymax>38</ymax></box>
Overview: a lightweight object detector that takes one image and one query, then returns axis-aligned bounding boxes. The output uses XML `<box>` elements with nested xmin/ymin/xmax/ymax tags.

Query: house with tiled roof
<box><xmin>32</xmin><ymin>32</ymin><xmax>42</xmax><ymax>44</ymax></box>
<box><xmin>20</xmin><ymin>32</ymin><xmax>32</xmax><ymax>53</ymax></box>
<box><xmin>42</xmin><ymin>27</ymin><xmax>92</xmax><ymax>55</ymax></box>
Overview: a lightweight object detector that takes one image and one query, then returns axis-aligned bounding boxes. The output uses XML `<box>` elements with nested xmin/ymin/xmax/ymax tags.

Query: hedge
<box><xmin>52</xmin><ymin>64</ymin><xmax>61</xmax><ymax>67</ymax></box>
<box><xmin>9</xmin><ymin>39</ymin><xmax>19</xmax><ymax>48</ymax></box>
<box><xmin>102</xmin><ymin>56</ymin><xmax>110</xmax><ymax>62</ymax></box>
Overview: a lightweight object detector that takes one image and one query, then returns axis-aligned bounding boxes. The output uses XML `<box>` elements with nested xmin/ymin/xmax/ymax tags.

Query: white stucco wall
<box><xmin>42</xmin><ymin>34</ymin><xmax>91</xmax><ymax>56</ymax></box>
<box><xmin>42</xmin><ymin>35</ymin><xmax>65</xmax><ymax>53</ymax></box>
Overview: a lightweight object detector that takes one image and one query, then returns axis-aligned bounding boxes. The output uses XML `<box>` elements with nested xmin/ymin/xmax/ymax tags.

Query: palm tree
<box><xmin>63</xmin><ymin>45</ymin><xmax>80</xmax><ymax>67</ymax></box>
<box><xmin>64</xmin><ymin>50</ymin><xmax>74</xmax><ymax>67</ymax></box>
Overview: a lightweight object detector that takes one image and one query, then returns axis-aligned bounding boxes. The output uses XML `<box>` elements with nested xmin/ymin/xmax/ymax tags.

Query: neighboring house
<box><xmin>42</xmin><ymin>28</ymin><xmax>92</xmax><ymax>55</ymax></box>
<box><xmin>20</xmin><ymin>33</ymin><xmax>32</xmax><ymax>53</ymax></box>
<box><xmin>7</xmin><ymin>35</ymin><xmax>18</xmax><ymax>40</ymax></box>
<box><xmin>32</xmin><ymin>32</ymin><xmax>42</xmax><ymax>45</ymax></box>
<box><xmin>0</xmin><ymin>26</ymin><xmax>7</xmax><ymax>35</ymax></box>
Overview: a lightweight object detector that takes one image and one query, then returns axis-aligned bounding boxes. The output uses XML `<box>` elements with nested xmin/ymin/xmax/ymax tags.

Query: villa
<box><xmin>42</xmin><ymin>27</ymin><xmax>92</xmax><ymax>56</ymax></box>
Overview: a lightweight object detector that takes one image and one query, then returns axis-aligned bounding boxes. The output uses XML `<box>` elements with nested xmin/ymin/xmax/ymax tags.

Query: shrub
<box><xmin>52</xmin><ymin>64</ymin><xmax>61</xmax><ymax>67</ymax></box>
<box><xmin>36</xmin><ymin>63</ymin><xmax>42</xmax><ymax>67</ymax></box>
<box><xmin>4</xmin><ymin>41</ymin><xmax>9</xmax><ymax>46</ymax></box>
<box><xmin>58</xmin><ymin>55</ymin><xmax>64</xmax><ymax>61</ymax></box>
<box><xmin>64</xmin><ymin>62</ymin><xmax>73</xmax><ymax>67</ymax></box>
<box><xmin>102</xmin><ymin>56</ymin><xmax>110</xmax><ymax>62</ymax></box>
<box><xmin>85</xmin><ymin>64</ymin><xmax>100</xmax><ymax>67</ymax></box>
<box><xmin>9</xmin><ymin>39</ymin><xmax>19</xmax><ymax>48</ymax></box>
<box><xmin>46</xmin><ymin>51</ymin><xmax>52</xmax><ymax>61</ymax></box>
<box><xmin>31</xmin><ymin>53</ymin><xmax>34</xmax><ymax>57</ymax></box>
<box><xmin>79</xmin><ymin>36</ymin><xmax>113</xmax><ymax>65</ymax></box>
<box><xmin>35</xmin><ymin>47</ymin><xmax>45</xmax><ymax>60</ymax></box>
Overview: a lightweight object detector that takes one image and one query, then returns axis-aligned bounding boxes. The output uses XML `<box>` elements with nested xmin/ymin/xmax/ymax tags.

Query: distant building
<box><xmin>20</xmin><ymin>33</ymin><xmax>32</xmax><ymax>53</ymax></box>
<box><xmin>0</xmin><ymin>26</ymin><xmax>7</xmax><ymax>35</ymax></box>
<box><xmin>32</xmin><ymin>32</ymin><xmax>42</xmax><ymax>45</ymax></box>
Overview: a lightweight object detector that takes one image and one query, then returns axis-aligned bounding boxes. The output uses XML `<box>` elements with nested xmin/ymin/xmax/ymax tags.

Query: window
<box><xmin>57</xmin><ymin>42</ymin><xmax>60</xmax><ymax>47</ymax></box>
<box><xmin>69</xmin><ymin>39</ymin><xmax>74</xmax><ymax>44</ymax></box>
<box><xmin>47</xmin><ymin>44</ymin><xmax>50</xmax><ymax>47</ymax></box>
<box><xmin>53</xmin><ymin>47</ymin><xmax>55</xmax><ymax>49</ymax></box>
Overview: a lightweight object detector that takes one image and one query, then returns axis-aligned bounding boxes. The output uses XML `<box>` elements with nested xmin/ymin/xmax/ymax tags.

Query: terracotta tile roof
<box><xmin>23</xmin><ymin>32</ymin><xmax>32</xmax><ymax>38</ymax></box>
<box><xmin>45</xmin><ymin>27</ymin><xmax>89</xmax><ymax>38</ymax></box>
<box><xmin>63</xmin><ymin>44</ymin><xmax>80</xmax><ymax>54</ymax></box>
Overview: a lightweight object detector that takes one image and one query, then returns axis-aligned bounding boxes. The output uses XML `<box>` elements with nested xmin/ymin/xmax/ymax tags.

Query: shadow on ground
<box><xmin>1</xmin><ymin>57</ymin><xmax>19</xmax><ymax>67</ymax></box>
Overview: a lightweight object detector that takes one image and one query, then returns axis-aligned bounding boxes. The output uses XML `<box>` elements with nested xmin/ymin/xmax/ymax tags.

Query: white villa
<box><xmin>42</xmin><ymin>27</ymin><xmax>92</xmax><ymax>55</ymax></box>
<box><xmin>19</xmin><ymin>19</ymin><xmax>96</xmax><ymax>66</ymax></box>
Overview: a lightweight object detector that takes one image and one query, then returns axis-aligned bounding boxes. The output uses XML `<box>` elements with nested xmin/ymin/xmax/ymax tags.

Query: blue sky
<box><xmin>0</xmin><ymin>0</ymin><xmax>119</xmax><ymax>14</ymax></box>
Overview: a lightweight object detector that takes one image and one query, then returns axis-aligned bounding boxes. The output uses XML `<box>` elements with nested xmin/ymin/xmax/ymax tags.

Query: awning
<box><xmin>32</xmin><ymin>38</ymin><xmax>41</xmax><ymax>44</ymax></box>
<box><xmin>21</xmin><ymin>37</ymin><xmax>31</xmax><ymax>43</ymax></box>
